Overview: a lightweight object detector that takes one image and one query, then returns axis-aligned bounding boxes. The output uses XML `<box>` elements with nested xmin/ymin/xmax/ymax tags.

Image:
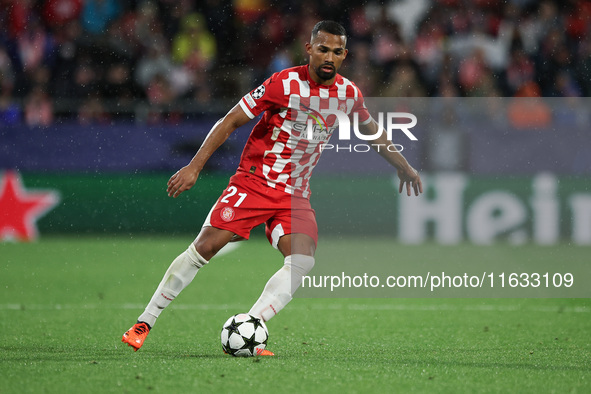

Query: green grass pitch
<box><xmin>1</xmin><ymin>237</ymin><xmax>590</xmax><ymax>393</ymax></box>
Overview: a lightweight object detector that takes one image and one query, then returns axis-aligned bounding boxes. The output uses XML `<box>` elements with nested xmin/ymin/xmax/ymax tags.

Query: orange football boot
<box><xmin>122</xmin><ymin>322</ymin><xmax>150</xmax><ymax>351</ymax></box>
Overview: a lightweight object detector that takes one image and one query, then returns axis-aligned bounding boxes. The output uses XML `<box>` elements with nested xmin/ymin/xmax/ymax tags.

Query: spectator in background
<box><xmin>171</xmin><ymin>13</ymin><xmax>217</xmax><ymax>71</ymax></box>
<box><xmin>348</xmin><ymin>5</ymin><xmax>373</xmax><ymax>43</ymax></box>
<box><xmin>380</xmin><ymin>61</ymin><xmax>426</xmax><ymax>97</ymax></box>
<box><xmin>29</xmin><ymin>64</ymin><xmax>52</xmax><ymax>94</ymax></box>
<box><xmin>282</xmin><ymin>17</ymin><xmax>316</xmax><ymax>72</ymax></box>
<box><xmin>1</xmin><ymin>39</ymin><xmax>19</xmax><ymax>125</ymax></box>
<box><xmin>245</xmin><ymin>6</ymin><xmax>290</xmax><ymax>80</ymax></box>
<box><xmin>0</xmin><ymin>85</ymin><xmax>20</xmax><ymax>125</ymax></box>
<box><xmin>436</xmin><ymin>72</ymin><xmax>460</xmax><ymax>98</ymax></box>
<box><xmin>553</xmin><ymin>70</ymin><xmax>582</xmax><ymax>97</ymax></box>
<box><xmin>80</xmin><ymin>0</ymin><xmax>120</xmax><ymax>35</ymax></box>
<box><xmin>133</xmin><ymin>1</ymin><xmax>164</xmax><ymax>47</ymax></box>
<box><xmin>505</xmin><ymin>48</ymin><xmax>535</xmax><ymax>96</ymax></box>
<box><xmin>146</xmin><ymin>73</ymin><xmax>174</xmax><ymax>106</ymax></box>
<box><xmin>170</xmin><ymin>13</ymin><xmax>219</xmax><ymax>102</ymax></box>
<box><xmin>14</xmin><ymin>16</ymin><xmax>56</xmax><ymax>96</ymax></box>
<box><xmin>104</xmin><ymin>6</ymin><xmax>141</xmax><ymax>62</ymax></box>
<box><xmin>535</xmin><ymin>27</ymin><xmax>568</xmax><ymax>96</ymax></box>
<box><xmin>72</xmin><ymin>56</ymin><xmax>100</xmax><ymax>100</ymax></box>
<box><xmin>135</xmin><ymin>38</ymin><xmax>191</xmax><ymax>102</ymax></box>
<box><xmin>267</xmin><ymin>47</ymin><xmax>294</xmax><ymax>75</ymax></box>
<box><xmin>3</xmin><ymin>0</ymin><xmax>36</xmax><ymax>40</ymax></box>
<box><xmin>565</xmin><ymin>0</ymin><xmax>591</xmax><ymax>41</ymax></box>
<box><xmin>50</xmin><ymin>20</ymin><xmax>83</xmax><ymax>99</ymax></box>
<box><xmin>102</xmin><ymin>61</ymin><xmax>141</xmax><ymax>113</ymax></box>
<box><xmin>576</xmin><ymin>38</ymin><xmax>591</xmax><ymax>96</ymax></box>
<box><xmin>233</xmin><ymin>0</ymin><xmax>268</xmax><ymax>25</ymax></box>
<box><xmin>156</xmin><ymin>0</ymin><xmax>194</xmax><ymax>42</ymax></box>
<box><xmin>432</xmin><ymin>53</ymin><xmax>459</xmax><ymax>96</ymax></box>
<box><xmin>370</xmin><ymin>7</ymin><xmax>404</xmax><ymax>82</ymax></box>
<box><xmin>78</xmin><ymin>94</ymin><xmax>110</xmax><ymax>124</ymax></box>
<box><xmin>413</xmin><ymin>20</ymin><xmax>445</xmax><ymax>88</ymax></box>
<box><xmin>344</xmin><ymin>41</ymin><xmax>377</xmax><ymax>96</ymax></box>
<box><xmin>16</xmin><ymin>18</ymin><xmax>55</xmax><ymax>73</ymax></box>
<box><xmin>135</xmin><ymin>39</ymin><xmax>174</xmax><ymax>89</ymax></box>
<box><xmin>535</xmin><ymin>0</ymin><xmax>562</xmax><ymax>39</ymax></box>
<box><xmin>144</xmin><ymin>72</ymin><xmax>181</xmax><ymax>124</ymax></box>
<box><xmin>507</xmin><ymin>81</ymin><xmax>552</xmax><ymax>129</ymax></box>
<box><xmin>42</xmin><ymin>0</ymin><xmax>82</xmax><ymax>30</ymax></box>
<box><xmin>24</xmin><ymin>85</ymin><xmax>53</xmax><ymax>126</ymax></box>
<box><xmin>0</xmin><ymin>45</ymin><xmax>15</xmax><ymax>90</ymax></box>
<box><xmin>457</xmin><ymin>48</ymin><xmax>492</xmax><ymax>96</ymax></box>
<box><xmin>190</xmin><ymin>67</ymin><xmax>212</xmax><ymax>105</ymax></box>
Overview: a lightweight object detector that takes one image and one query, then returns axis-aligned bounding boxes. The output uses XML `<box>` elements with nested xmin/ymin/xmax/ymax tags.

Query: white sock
<box><xmin>138</xmin><ymin>244</ymin><xmax>208</xmax><ymax>327</ymax></box>
<box><xmin>248</xmin><ymin>254</ymin><xmax>315</xmax><ymax>322</ymax></box>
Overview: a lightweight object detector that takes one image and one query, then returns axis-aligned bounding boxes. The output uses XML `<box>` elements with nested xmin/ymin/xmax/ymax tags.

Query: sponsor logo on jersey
<box><xmin>220</xmin><ymin>207</ymin><xmax>235</xmax><ymax>222</ymax></box>
<box><xmin>292</xmin><ymin>121</ymin><xmax>337</xmax><ymax>139</ymax></box>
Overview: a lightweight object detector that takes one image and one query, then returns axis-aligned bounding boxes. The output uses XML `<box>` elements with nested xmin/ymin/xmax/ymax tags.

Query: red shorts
<box><xmin>203</xmin><ymin>173</ymin><xmax>318</xmax><ymax>248</ymax></box>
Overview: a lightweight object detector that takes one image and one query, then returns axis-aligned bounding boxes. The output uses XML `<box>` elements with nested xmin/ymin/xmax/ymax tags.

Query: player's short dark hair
<box><xmin>311</xmin><ymin>20</ymin><xmax>347</xmax><ymax>44</ymax></box>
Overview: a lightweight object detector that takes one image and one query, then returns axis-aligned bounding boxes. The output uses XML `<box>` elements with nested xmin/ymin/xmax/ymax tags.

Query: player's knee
<box><xmin>278</xmin><ymin>233</ymin><xmax>316</xmax><ymax>256</ymax></box>
<box><xmin>193</xmin><ymin>240</ymin><xmax>217</xmax><ymax>261</ymax></box>
<box><xmin>193</xmin><ymin>227</ymin><xmax>234</xmax><ymax>260</ymax></box>
<box><xmin>187</xmin><ymin>244</ymin><xmax>209</xmax><ymax>268</ymax></box>
<box><xmin>287</xmin><ymin>254</ymin><xmax>315</xmax><ymax>276</ymax></box>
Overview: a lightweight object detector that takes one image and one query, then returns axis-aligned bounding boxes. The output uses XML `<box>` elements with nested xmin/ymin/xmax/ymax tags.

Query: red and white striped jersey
<box><xmin>238</xmin><ymin>65</ymin><xmax>372</xmax><ymax>199</ymax></box>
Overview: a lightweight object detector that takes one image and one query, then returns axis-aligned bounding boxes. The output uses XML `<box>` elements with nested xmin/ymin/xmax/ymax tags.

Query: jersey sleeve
<box><xmin>352</xmin><ymin>83</ymin><xmax>372</xmax><ymax>125</ymax></box>
<box><xmin>239</xmin><ymin>73</ymin><xmax>284</xmax><ymax>119</ymax></box>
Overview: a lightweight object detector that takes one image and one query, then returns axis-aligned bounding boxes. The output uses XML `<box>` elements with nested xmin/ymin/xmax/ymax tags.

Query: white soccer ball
<box><xmin>220</xmin><ymin>313</ymin><xmax>268</xmax><ymax>357</ymax></box>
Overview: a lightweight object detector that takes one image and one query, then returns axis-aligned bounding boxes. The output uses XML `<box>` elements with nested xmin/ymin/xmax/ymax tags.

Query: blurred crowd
<box><xmin>0</xmin><ymin>0</ymin><xmax>590</xmax><ymax>126</ymax></box>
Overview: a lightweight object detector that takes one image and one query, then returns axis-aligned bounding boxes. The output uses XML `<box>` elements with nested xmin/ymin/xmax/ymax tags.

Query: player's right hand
<box><xmin>167</xmin><ymin>166</ymin><xmax>199</xmax><ymax>198</ymax></box>
<box><xmin>397</xmin><ymin>165</ymin><xmax>423</xmax><ymax>197</ymax></box>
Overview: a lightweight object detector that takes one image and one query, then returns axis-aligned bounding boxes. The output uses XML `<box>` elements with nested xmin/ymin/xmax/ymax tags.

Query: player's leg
<box><xmin>122</xmin><ymin>226</ymin><xmax>234</xmax><ymax>351</ymax></box>
<box><xmin>137</xmin><ymin>226</ymin><xmax>235</xmax><ymax>325</ymax></box>
<box><xmin>278</xmin><ymin>232</ymin><xmax>316</xmax><ymax>256</ymax></box>
<box><xmin>123</xmin><ymin>173</ymin><xmax>269</xmax><ymax>351</ymax></box>
<box><xmin>193</xmin><ymin>225</ymin><xmax>238</xmax><ymax>260</ymax></box>
<box><xmin>248</xmin><ymin>229</ymin><xmax>317</xmax><ymax>322</ymax></box>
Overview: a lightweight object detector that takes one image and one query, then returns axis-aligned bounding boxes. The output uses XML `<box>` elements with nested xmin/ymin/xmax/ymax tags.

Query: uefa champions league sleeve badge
<box><xmin>252</xmin><ymin>85</ymin><xmax>265</xmax><ymax>100</ymax></box>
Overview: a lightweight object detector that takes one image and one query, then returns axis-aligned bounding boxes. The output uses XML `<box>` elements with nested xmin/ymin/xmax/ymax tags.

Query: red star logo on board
<box><xmin>0</xmin><ymin>171</ymin><xmax>59</xmax><ymax>242</ymax></box>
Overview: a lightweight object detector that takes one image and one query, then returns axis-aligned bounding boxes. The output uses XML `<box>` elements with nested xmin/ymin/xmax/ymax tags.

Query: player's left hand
<box><xmin>167</xmin><ymin>165</ymin><xmax>200</xmax><ymax>198</ymax></box>
<box><xmin>398</xmin><ymin>166</ymin><xmax>423</xmax><ymax>196</ymax></box>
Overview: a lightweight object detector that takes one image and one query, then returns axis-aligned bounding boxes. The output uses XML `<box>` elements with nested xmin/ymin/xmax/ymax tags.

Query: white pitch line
<box><xmin>0</xmin><ymin>303</ymin><xmax>587</xmax><ymax>313</ymax></box>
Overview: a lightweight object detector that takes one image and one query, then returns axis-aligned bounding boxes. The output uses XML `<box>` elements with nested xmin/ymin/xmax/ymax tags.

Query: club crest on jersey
<box><xmin>252</xmin><ymin>85</ymin><xmax>265</xmax><ymax>99</ymax></box>
<box><xmin>220</xmin><ymin>207</ymin><xmax>235</xmax><ymax>222</ymax></box>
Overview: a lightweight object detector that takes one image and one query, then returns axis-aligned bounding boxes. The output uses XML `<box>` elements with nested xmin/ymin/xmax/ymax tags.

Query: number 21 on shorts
<box><xmin>220</xmin><ymin>186</ymin><xmax>248</xmax><ymax>207</ymax></box>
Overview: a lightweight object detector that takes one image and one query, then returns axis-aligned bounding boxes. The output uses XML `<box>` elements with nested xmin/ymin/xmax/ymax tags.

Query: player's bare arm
<box><xmin>167</xmin><ymin>104</ymin><xmax>252</xmax><ymax>198</ymax></box>
<box><xmin>358</xmin><ymin>119</ymin><xmax>423</xmax><ymax>197</ymax></box>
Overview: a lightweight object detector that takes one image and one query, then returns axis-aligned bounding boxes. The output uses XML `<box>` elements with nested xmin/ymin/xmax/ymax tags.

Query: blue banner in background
<box><xmin>2</xmin><ymin>98</ymin><xmax>589</xmax><ymax>176</ymax></box>
<box><xmin>0</xmin><ymin>118</ymin><xmax>249</xmax><ymax>173</ymax></box>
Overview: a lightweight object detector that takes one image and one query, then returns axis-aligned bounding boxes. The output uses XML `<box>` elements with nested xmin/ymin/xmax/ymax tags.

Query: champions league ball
<box><xmin>221</xmin><ymin>313</ymin><xmax>269</xmax><ymax>357</ymax></box>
